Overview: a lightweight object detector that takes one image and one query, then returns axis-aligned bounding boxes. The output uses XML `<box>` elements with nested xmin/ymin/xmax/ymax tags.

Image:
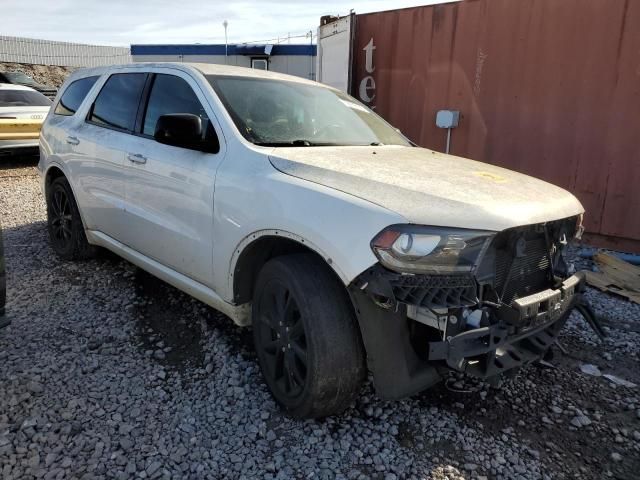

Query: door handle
<box><xmin>66</xmin><ymin>136</ymin><xmax>80</xmax><ymax>146</ymax></box>
<box><xmin>127</xmin><ymin>153</ymin><xmax>147</xmax><ymax>165</ymax></box>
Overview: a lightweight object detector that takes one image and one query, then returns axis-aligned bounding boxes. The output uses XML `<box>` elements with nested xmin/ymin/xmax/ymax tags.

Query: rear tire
<box><xmin>46</xmin><ymin>176</ymin><xmax>97</xmax><ymax>260</ymax></box>
<box><xmin>252</xmin><ymin>253</ymin><xmax>366</xmax><ymax>418</ymax></box>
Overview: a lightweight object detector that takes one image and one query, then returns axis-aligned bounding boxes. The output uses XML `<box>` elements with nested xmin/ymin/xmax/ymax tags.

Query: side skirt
<box><xmin>86</xmin><ymin>230</ymin><xmax>251</xmax><ymax>326</ymax></box>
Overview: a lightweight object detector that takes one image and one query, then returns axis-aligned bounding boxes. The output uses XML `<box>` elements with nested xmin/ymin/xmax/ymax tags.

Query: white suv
<box><xmin>40</xmin><ymin>63</ymin><xmax>586</xmax><ymax>418</ymax></box>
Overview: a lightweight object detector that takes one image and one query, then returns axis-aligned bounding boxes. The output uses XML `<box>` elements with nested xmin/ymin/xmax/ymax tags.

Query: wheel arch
<box><xmin>43</xmin><ymin>164</ymin><xmax>67</xmax><ymax>196</ymax></box>
<box><xmin>43</xmin><ymin>163</ymin><xmax>91</xmax><ymax>233</ymax></box>
<box><xmin>230</xmin><ymin>230</ymin><xmax>348</xmax><ymax>305</ymax></box>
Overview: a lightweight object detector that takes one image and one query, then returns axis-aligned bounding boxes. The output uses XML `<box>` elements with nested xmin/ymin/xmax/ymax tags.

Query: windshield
<box><xmin>0</xmin><ymin>90</ymin><xmax>52</xmax><ymax>107</ymax></box>
<box><xmin>4</xmin><ymin>72</ymin><xmax>37</xmax><ymax>85</ymax></box>
<box><xmin>207</xmin><ymin>75</ymin><xmax>410</xmax><ymax>147</ymax></box>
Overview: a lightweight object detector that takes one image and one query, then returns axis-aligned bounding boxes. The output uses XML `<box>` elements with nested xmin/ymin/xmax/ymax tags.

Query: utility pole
<box><xmin>308</xmin><ymin>30</ymin><xmax>314</xmax><ymax>80</ymax></box>
<box><xmin>223</xmin><ymin>20</ymin><xmax>229</xmax><ymax>63</ymax></box>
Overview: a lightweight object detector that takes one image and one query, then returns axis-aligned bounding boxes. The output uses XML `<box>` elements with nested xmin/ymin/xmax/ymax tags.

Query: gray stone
<box><xmin>26</xmin><ymin>381</ymin><xmax>44</xmax><ymax>394</ymax></box>
<box><xmin>45</xmin><ymin>453</ymin><xmax>57</xmax><ymax>467</ymax></box>
<box><xmin>27</xmin><ymin>453</ymin><xmax>40</xmax><ymax>468</ymax></box>
<box><xmin>570</xmin><ymin>415</ymin><xmax>591</xmax><ymax>428</ymax></box>
<box><xmin>146</xmin><ymin>461</ymin><xmax>162</xmax><ymax>476</ymax></box>
<box><xmin>119</xmin><ymin>438</ymin><xmax>134</xmax><ymax>451</ymax></box>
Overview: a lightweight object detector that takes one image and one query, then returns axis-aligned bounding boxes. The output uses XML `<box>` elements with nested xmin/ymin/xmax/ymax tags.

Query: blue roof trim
<box><xmin>131</xmin><ymin>44</ymin><xmax>317</xmax><ymax>56</ymax></box>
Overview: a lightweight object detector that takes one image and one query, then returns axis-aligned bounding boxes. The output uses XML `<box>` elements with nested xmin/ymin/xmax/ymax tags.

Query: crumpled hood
<box><xmin>268</xmin><ymin>146</ymin><xmax>584</xmax><ymax>232</ymax></box>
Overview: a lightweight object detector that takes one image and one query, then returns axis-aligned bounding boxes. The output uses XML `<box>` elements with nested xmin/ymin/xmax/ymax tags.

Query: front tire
<box><xmin>252</xmin><ymin>254</ymin><xmax>366</xmax><ymax>418</ymax></box>
<box><xmin>46</xmin><ymin>176</ymin><xmax>97</xmax><ymax>260</ymax></box>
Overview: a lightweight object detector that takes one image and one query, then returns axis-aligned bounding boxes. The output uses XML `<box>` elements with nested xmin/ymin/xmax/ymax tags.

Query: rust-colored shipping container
<box><xmin>352</xmin><ymin>0</ymin><xmax>640</xmax><ymax>251</ymax></box>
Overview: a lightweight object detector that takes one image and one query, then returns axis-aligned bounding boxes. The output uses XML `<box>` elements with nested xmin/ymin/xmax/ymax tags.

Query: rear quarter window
<box><xmin>54</xmin><ymin>76</ymin><xmax>99</xmax><ymax>116</ymax></box>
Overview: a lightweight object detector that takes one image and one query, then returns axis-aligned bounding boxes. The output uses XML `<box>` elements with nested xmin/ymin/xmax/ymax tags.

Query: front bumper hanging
<box><xmin>428</xmin><ymin>274</ymin><xmax>583</xmax><ymax>378</ymax></box>
<box><xmin>350</xmin><ymin>265</ymin><xmax>592</xmax><ymax>399</ymax></box>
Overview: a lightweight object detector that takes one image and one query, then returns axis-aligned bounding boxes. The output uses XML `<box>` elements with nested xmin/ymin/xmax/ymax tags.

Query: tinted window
<box><xmin>0</xmin><ymin>89</ymin><xmax>51</xmax><ymax>107</ymax></box>
<box><xmin>142</xmin><ymin>74</ymin><xmax>208</xmax><ymax>136</ymax></box>
<box><xmin>54</xmin><ymin>76</ymin><xmax>98</xmax><ymax>115</ymax></box>
<box><xmin>89</xmin><ymin>73</ymin><xmax>147</xmax><ymax>131</ymax></box>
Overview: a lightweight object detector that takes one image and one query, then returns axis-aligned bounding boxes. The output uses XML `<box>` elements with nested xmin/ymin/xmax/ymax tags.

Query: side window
<box><xmin>142</xmin><ymin>74</ymin><xmax>209</xmax><ymax>136</ymax></box>
<box><xmin>88</xmin><ymin>73</ymin><xmax>147</xmax><ymax>132</ymax></box>
<box><xmin>54</xmin><ymin>76</ymin><xmax>99</xmax><ymax>116</ymax></box>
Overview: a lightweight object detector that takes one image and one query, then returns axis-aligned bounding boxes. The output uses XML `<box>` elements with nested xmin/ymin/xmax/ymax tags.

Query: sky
<box><xmin>2</xmin><ymin>0</ymin><xmax>456</xmax><ymax>46</ymax></box>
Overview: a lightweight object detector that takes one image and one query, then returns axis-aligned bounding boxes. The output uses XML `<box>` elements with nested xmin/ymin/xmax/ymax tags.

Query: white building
<box><xmin>131</xmin><ymin>44</ymin><xmax>316</xmax><ymax>80</ymax></box>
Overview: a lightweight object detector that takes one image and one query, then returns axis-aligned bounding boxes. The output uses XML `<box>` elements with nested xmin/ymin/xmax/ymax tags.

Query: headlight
<box><xmin>371</xmin><ymin>225</ymin><xmax>494</xmax><ymax>274</ymax></box>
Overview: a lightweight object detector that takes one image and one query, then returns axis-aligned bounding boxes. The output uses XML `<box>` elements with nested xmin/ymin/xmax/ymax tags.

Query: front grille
<box><xmin>390</xmin><ymin>274</ymin><xmax>478</xmax><ymax>309</ymax></box>
<box><xmin>492</xmin><ymin>230</ymin><xmax>552</xmax><ymax>305</ymax></box>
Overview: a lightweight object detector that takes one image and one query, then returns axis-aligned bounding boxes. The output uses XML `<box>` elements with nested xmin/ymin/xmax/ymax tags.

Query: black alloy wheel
<box><xmin>255</xmin><ymin>278</ymin><xmax>308</xmax><ymax>400</ymax></box>
<box><xmin>49</xmin><ymin>186</ymin><xmax>73</xmax><ymax>250</ymax></box>
<box><xmin>252</xmin><ymin>254</ymin><xmax>366</xmax><ymax>418</ymax></box>
<box><xmin>46</xmin><ymin>176</ymin><xmax>96</xmax><ymax>260</ymax></box>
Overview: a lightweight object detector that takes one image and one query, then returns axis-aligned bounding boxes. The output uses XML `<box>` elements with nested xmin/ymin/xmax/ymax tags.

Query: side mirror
<box><xmin>154</xmin><ymin>113</ymin><xmax>219</xmax><ymax>153</ymax></box>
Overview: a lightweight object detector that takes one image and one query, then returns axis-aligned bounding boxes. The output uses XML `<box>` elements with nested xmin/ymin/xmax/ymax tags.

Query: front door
<box><xmin>120</xmin><ymin>71</ymin><xmax>223</xmax><ymax>287</ymax></box>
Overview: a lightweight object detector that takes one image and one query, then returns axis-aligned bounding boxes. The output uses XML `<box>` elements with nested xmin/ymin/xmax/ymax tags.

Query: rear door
<box><xmin>69</xmin><ymin>72</ymin><xmax>147</xmax><ymax>240</ymax></box>
<box><xmin>120</xmin><ymin>70</ymin><xmax>224</xmax><ymax>287</ymax></box>
<box><xmin>42</xmin><ymin>75</ymin><xmax>100</xmax><ymax>215</ymax></box>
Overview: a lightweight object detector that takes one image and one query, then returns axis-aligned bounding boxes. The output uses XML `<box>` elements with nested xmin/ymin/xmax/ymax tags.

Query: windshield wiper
<box><xmin>254</xmin><ymin>139</ymin><xmax>326</xmax><ymax>147</ymax></box>
<box><xmin>253</xmin><ymin>140</ymin><xmax>385</xmax><ymax>147</ymax></box>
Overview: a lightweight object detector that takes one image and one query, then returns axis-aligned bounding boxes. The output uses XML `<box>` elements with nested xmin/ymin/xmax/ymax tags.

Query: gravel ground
<box><xmin>1</xmin><ymin>158</ymin><xmax>639</xmax><ymax>480</ymax></box>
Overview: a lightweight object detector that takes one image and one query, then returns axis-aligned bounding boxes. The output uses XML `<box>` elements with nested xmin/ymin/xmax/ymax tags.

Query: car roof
<box><xmin>0</xmin><ymin>83</ymin><xmax>39</xmax><ymax>92</ymax></box>
<box><xmin>65</xmin><ymin>62</ymin><xmax>326</xmax><ymax>88</ymax></box>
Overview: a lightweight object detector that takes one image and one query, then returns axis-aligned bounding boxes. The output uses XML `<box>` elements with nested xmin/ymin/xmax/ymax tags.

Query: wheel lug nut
<box><xmin>281</xmin><ymin>347</ymin><xmax>286</xmax><ymax>352</ymax></box>
<box><xmin>276</xmin><ymin>333</ymin><xmax>280</xmax><ymax>338</ymax></box>
<box><xmin>287</xmin><ymin>343</ymin><xmax>291</xmax><ymax>349</ymax></box>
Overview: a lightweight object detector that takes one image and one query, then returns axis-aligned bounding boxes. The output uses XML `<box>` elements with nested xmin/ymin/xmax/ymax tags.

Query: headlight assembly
<box><xmin>371</xmin><ymin>225</ymin><xmax>495</xmax><ymax>274</ymax></box>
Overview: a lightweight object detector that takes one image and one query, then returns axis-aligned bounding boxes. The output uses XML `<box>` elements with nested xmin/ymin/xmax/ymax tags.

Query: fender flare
<box><xmin>227</xmin><ymin>229</ymin><xmax>349</xmax><ymax>298</ymax></box>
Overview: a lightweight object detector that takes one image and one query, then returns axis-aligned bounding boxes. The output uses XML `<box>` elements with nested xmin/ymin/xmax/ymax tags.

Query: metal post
<box><xmin>309</xmin><ymin>30</ymin><xmax>313</xmax><ymax>80</ymax></box>
<box><xmin>445</xmin><ymin>128</ymin><xmax>452</xmax><ymax>154</ymax></box>
<box><xmin>223</xmin><ymin>20</ymin><xmax>228</xmax><ymax>64</ymax></box>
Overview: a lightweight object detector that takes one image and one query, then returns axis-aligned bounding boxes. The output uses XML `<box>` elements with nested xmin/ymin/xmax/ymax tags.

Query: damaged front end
<box><xmin>349</xmin><ymin>216</ymin><xmax>591</xmax><ymax>400</ymax></box>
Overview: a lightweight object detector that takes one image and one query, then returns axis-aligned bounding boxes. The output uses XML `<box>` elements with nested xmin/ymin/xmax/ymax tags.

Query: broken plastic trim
<box><xmin>428</xmin><ymin>273</ymin><xmax>584</xmax><ymax>378</ymax></box>
<box><xmin>350</xmin><ymin>263</ymin><xmax>599</xmax><ymax>388</ymax></box>
<box><xmin>354</xmin><ymin>264</ymin><xmax>479</xmax><ymax>311</ymax></box>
